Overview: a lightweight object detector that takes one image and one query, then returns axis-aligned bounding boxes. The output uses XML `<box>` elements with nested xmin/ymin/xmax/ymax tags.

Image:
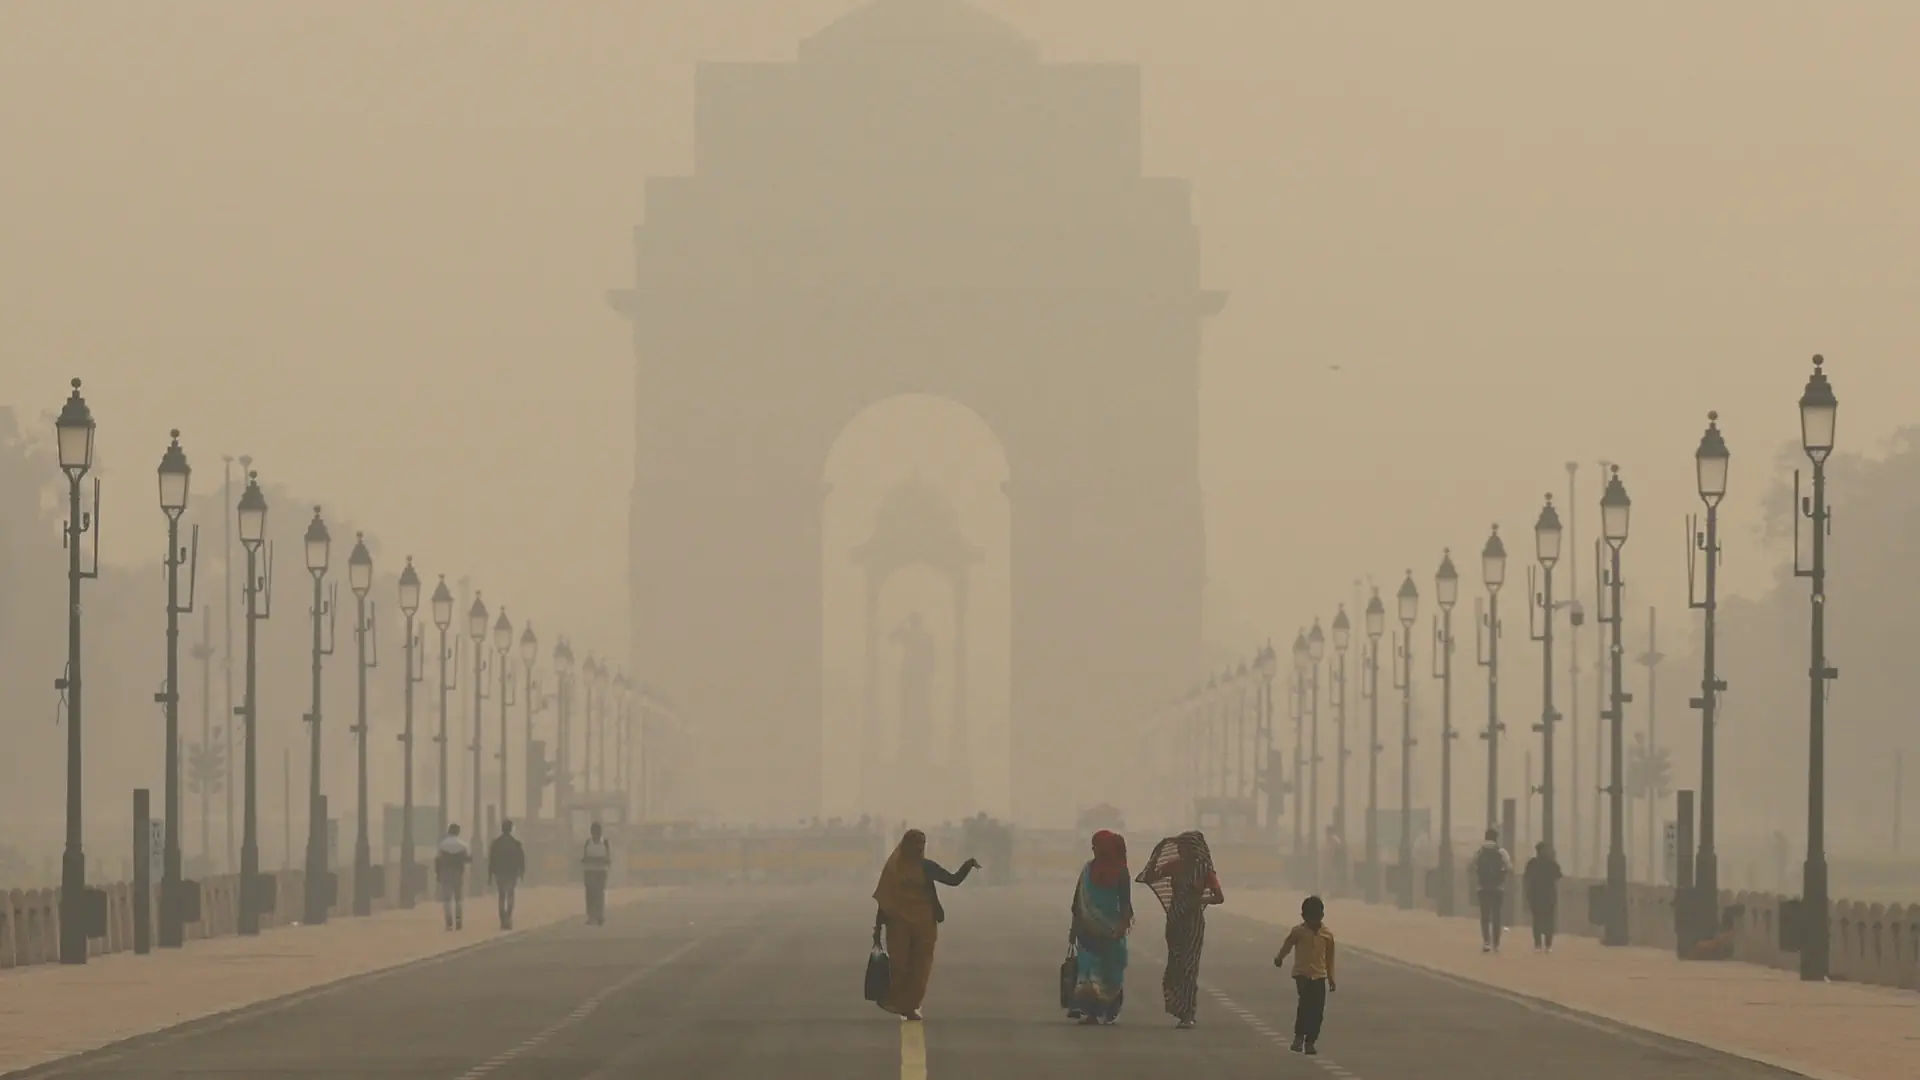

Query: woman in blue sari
<box><xmin>1068</xmin><ymin>829</ymin><xmax>1133</xmax><ymax>1025</ymax></box>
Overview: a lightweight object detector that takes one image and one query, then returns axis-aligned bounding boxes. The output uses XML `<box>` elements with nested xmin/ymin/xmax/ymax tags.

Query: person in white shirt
<box><xmin>434</xmin><ymin>824</ymin><xmax>472</xmax><ymax>931</ymax></box>
<box><xmin>1472</xmin><ymin>828</ymin><xmax>1513</xmax><ymax>953</ymax></box>
<box><xmin>581</xmin><ymin>822</ymin><xmax>612</xmax><ymax>926</ymax></box>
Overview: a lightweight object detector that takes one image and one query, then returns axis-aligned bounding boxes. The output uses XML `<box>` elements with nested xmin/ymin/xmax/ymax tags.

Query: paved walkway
<box><xmin>1235</xmin><ymin>890</ymin><xmax>1920</xmax><ymax>1080</ymax></box>
<box><xmin>0</xmin><ymin>885</ymin><xmax>654</xmax><ymax>1076</ymax></box>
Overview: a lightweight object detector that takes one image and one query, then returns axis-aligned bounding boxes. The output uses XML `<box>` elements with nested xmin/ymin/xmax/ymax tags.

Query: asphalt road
<box><xmin>15</xmin><ymin>885</ymin><xmax>1814</xmax><ymax>1080</ymax></box>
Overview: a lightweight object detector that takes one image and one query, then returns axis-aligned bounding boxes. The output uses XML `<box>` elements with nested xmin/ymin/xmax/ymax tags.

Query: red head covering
<box><xmin>1088</xmin><ymin>829</ymin><xmax>1128</xmax><ymax>888</ymax></box>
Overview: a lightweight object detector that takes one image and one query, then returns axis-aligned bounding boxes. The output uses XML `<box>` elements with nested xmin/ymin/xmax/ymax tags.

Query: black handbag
<box><xmin>1058</xmin><ymin>940</ymin><xmax>1077</xmax><ymax>1010</ymax></box>
<box><xmin>865</xmin><ymin>945</ymin><xmax>891</xmax><ymax>1003</ymax></box>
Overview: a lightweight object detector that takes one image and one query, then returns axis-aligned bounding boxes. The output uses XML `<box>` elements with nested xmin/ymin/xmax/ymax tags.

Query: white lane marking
<box><xmin>1135</xmin><ymin>945</ymin><xmax>1363</xmax><ymax>1079</ymax></box>
<box><xmin>900</xmin><ymin>1019</ymin><xmax>928</xmax><ymax>1080</ymax></box>
<box><xmin>451</xmin><ymin>939</ymin><xmax>701</xmax><ymax>1080</ymax></box>
<box><xmin>1203</xmin><ymin>985</ymin><xmax>1358</xmax><ymax>1078</ymax></box>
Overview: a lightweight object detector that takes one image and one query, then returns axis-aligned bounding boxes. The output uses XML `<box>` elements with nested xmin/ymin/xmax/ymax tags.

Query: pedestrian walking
<box><xmin>1066</xmin><ymin>830</ymin><xmax>1132</xmax><ymax>1025</ymax></box>
<box><xmin>1472</xmin><ymin>827</ymin><xmax>1512</xmax><ymax>953</ymax></box>
<box><xmin>871</xmin><ymin>827</ymin><xmax>980</xmax><ymax>1021</ymax></box>
<box><xmin>1137</xmin><ymin>830</ymin><xmax>1223</xmax><ymax>1028</ymax></box>
<box><xmin>1523</xmin><ymin>841</ymin><xmax>1563</xmax><ymax>952</ymax></box>
<box><xmin>488</xmin><ymin>819</ymin><xmax>526</xmax><ymax>931</ymax></box>
<box><xmin>582</xmin><ymin>821</ymin><xmax>612</xmax><ymax>925</ymax></box>
<box><xmin>434</xmin><ymin>824</ymin><xmax>471</xmax><ymax>931</ymax></box>
<box><xmin>1273</xmin><ymin>894</ymin><xmax>1336</xmax><ymax>1056</ymax></box>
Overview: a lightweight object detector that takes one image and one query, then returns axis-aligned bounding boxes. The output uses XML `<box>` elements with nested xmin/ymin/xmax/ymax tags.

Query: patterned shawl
<box><xmin>1136</xmin><ymin>830</ymin><xmax>1217</xmax><ymax>915</ymax></box>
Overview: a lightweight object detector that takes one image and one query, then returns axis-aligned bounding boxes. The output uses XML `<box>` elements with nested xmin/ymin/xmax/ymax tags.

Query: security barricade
<box><xmin>1013</xmin><ymin>829</ymin><xmax>1085</xmax><ymax>884</ymax></box>
<box><xmin>626</xmin><ymin>835</ymin><xmax>741</xmax><ymax>886</ymax></box>
<box><xmin>1210</xmin><ymin>840</ymin><xmax>1288</xmax><ymax>886</ymax></box>
<box><xmin>740</xmin><ymin>833</ymin><xmax>881</xmax><ymax>884</ymax></box>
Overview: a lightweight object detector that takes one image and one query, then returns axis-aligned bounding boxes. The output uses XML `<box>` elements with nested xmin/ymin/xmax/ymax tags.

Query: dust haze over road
<box><xmin>1</xmin><ymin>2</ymin><xmax>1916</xmax><ymax>1078</ymax></box>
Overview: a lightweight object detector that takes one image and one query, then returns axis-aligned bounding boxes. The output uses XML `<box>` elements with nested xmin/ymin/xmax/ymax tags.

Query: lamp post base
<box><xmin>303</xmin><ymin>841</ymin><xmax>331</xmax><ymax>926</ymax></box>
<box><xmin>399</xmin><ymin>843</ymin><xmax>417</xmax><ymax>909</ymax></box>
<box><xmin>1603</xmin><ymin>850</ymin><xmax>1629</xmax><ymax>946</ymax></box>
<box><xmin>353</xmin><ymin>840</ymin><xmax>373</xmax><ymax>917</ymax></box>
<box><xmin>1799</xmin><ymin>855</ymin><xmax>1830</xmax><ymax>980</ymax></box>
<box><xmin>58</xmin><ymin>848</ymin><xmax>88</xmax><ymax>965</ymax></box>
<box><xmin>157</xmin><ymin>878</ymin><xmax>183</xmax><ymax>948</ymax></box>
<box><xmin>238</xmin><ymin>842</ymin><xmax>261</xmax><ymax>936</ymax></box>
<box><xmin>1694</xmin><ymin>849</ymin><xmax>1719</xmax><ymax>940</ymax></box>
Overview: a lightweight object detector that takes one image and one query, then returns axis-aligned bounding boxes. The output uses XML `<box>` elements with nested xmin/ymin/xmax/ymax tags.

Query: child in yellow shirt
<box><xmin>1273</xmin><ymin>894</ymin><xmax>1336</xmax><ymax>1055</ymax></box>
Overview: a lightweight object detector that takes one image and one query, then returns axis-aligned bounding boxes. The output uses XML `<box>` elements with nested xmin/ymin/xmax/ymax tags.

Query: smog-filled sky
<box><xmin>3</xmin><ymin>1</ymin><xmax>1919</xmax><ymax>841</ymax></box>
<box><xmin>8</xmin><ymin>2</ymin><xmax>1918</xmax><ymax>627</ymax></box>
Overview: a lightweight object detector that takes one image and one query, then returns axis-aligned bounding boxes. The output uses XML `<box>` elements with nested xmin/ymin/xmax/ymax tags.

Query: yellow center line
<box><xmin>900</xmin><ymin>1019</ymin><xmax>927</xmax><ymax>1080</ymax></box>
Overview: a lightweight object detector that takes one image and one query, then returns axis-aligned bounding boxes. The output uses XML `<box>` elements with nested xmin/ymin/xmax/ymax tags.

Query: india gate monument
<box><xmin>610</xmin><ymin>0</ymin><xmax>1223</xmax><ymax>825</ymax></box>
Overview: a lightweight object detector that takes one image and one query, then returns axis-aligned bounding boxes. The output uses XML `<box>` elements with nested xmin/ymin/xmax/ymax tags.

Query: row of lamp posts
<box><xmin>1144</xmin><ymin>357</ymin><xmax>1837</xmax><ymax>979</ymax></box>
<box><xmin>44</xmin><ymin>379</ymin><xmax>665</xmax><ymax>964</ymax></box>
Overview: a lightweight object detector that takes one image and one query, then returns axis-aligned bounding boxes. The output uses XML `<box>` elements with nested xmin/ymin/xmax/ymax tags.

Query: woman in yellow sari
<box><xmin>872</xmin><ymin>828</ymin><xmax>979</xmax><ymax>1020</ymax></box>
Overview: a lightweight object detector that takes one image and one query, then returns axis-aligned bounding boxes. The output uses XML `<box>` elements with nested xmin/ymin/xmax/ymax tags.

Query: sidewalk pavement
<box><xmin>0</xmin><ymin>885</ymin><xmax>655</xmax><ymax>1076</ymax></box>
<box><xmin>1236</xmin><ymin>890</ymin><xmax>1919</xmax><ymax>1080</ymax></box>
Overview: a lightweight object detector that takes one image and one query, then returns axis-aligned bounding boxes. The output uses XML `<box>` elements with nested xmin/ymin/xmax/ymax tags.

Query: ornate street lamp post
<box><xmin>1432</xmin><ymin>550</ymin><xmax>1459</xmax><ymax>916</ymax></box>
<box><xmin>520</xmin><ymin>624</ymin><xmax>540</xmax><ymax>818</ymax></box>
<box><xmin>156</xmin><ymin>431</ymin><xmax>199</xmax><ymax>947</ymax></box>
<box><xmin>1330</xmin><ymin>608</ymin><xmax>1352</xmax><ymax>893</ymax></box>
<box><xmin>583</xmin><ymin>655</ymin><xmax>602</xmax><ymax>793</ymax></box>
<box><xmin>1256</xmin><ymin>642</ymin><xmax>1278</xmax><ymax>833</ymax></box>
<box><xmin>53</xmin><ymin>381</ymin><xmax>101</xmax><ymax>964</ymax></box>
<box><xmin>397</xmin><ymin>559</ymin><xmax>423</xmax><ymax>907</ymax></box>
<box><xmin>235</xmin><ymin>473</ymin><xmax>271</xmax><ymax>934</ymax></box>
<box><xmin>555</xmin><ymin>638</ymin><xmax>576</xmax><ymax>822</ymax></box>
<box><xmin>301</xmin><ymin>507</ymin><xmax>337</xmax><ymax>926</ymax></box>
<box><xmin>611</xmin><ymin>669</ymin><xmax>630</xmax><ymax>815</ymax></box>
<box><xmin>594</xmin><ymin>659</ymin><xmax>613</xmax><ymax>793</ymax></box>
<box><xmin>493</xmin><ymin>609</ymin><xmax>516</xmax><ymax>822</ymax></box>
<box><xmin>1794</xmin><ymin>356</ymin><xmax>1839</xmax><ymax>981</ymax></box>
<box><xmin>1362</xmin><ymin>588</ymin><xmax>1385</xmax><ymax>903</ymax></box>
<box><xmin>1477</xmin><ymin>526</ymin><xmax>1507</xmax><ymax>829</ymax></box>
<box><xmin>431</xmin><ymin>576</ymin><xmax>455</xmax><ymax>836</ymax></box>
<box><xmin>1306</xmin><ymin>621</ymin><xmax>1326</xmax><ymax>890</ymax></box>
<box><xmin>468</xmin><ymin>595</ymin><xmax>491</xmax><ymax>841</ymax></box>
<box><xmin>1599</xmin><ymin>468</ymin><xmax>1633</xmax><ymax>946</ymax></box>
<box><xmin>1528</xmin><ymin>496</ymin><xmax>1564</xmax><ymax>856</ymax></box>
<box><xmin>347</xmin><ymin>535</ymin><xmax>378</xmax><ymax>917</ymax></box>
<box><xmin>1393</xmin><ymin>573</ymin><xmax>1420</xmax><ymax>909</ymax></box>
<box><xmin>1683</xmin><ymin>412</ymin><xmax>1729</xmax><ymax>947</ymax></box>
<box><xmin>1289</xmin><ymin>633</ymin><xmax>1309</xmax><ymax>868</ymax></box>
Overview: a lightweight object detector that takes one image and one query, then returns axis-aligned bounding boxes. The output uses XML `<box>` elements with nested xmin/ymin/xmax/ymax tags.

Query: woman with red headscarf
<box><xmin>1067</xmin><ymin>830</ymin><xmax>1134</xmax><ymax>1025</ymax></box>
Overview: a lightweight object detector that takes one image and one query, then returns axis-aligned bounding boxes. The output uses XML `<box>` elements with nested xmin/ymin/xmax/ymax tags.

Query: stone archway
<box><xmin>852</xmin><ymin>470</ymin><xmax>983</xmax><ymax>817</ymax></box>
<box><xmin>611</xmin><ymin>0</ymin><xmax>1225</xmax><ymax>824</ymax></box>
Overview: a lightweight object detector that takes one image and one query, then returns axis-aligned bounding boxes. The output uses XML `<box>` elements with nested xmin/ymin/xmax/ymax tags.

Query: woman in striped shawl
<box><xmin>1136</xmin><ymin>830</ymin><xmax>1224</xmax><ymax>1028</ymax></box>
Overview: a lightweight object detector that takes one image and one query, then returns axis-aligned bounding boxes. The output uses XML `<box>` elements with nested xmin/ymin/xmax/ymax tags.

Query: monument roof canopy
<box><xmin>852</xmin><ymin>470</ymin><xmax>984</xmax><ymax>577</ymax></box>
<box><xmin>800</xmin><ymin>0</ymin><xmax>1039</xmax><ymax>66</ymax></box>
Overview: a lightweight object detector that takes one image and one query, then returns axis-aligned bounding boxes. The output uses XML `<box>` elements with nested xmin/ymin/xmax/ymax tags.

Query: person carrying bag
<box><xmin>865</xmin><ymin>923</ymin><xmax>891</xmax><ymax>1003</ymax></box>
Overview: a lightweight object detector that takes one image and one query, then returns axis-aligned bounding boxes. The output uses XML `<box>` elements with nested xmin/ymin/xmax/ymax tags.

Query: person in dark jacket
<box><xmin>871</xmin><ymin>828</ymin><xmax>979</xmax><ymax>1020</ymax></box>
<box><xmin>1523</xmin><ymin>842</ymin><xmax>1563</xmax><ymax>952</ymax></box>
<box><xmin>488</xmin><ymin>820</ymin><xmax>527</xmax><ymax>931</ymax></box>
